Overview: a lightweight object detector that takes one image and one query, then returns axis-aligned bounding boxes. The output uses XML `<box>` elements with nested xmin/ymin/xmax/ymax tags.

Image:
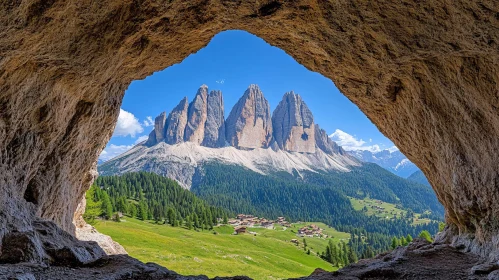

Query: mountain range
<box><xmin>100</xmin><ymin>84</ymin><xmax>358</xmax><ymax>188</ymax></box>
<box><xmin>348</xmin><ymin>149</ymin><xmax>420</xmax><ymax>178</ymax></box>
<box><xmin>99</xmin><ymin>84</ymin><xmax>442</xmax><ymax>218</ymax></box>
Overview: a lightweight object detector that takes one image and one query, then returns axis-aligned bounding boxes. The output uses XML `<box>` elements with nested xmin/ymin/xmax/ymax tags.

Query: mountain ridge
<box><xmin>100</xmin><ymin>84</ymin><xmax>359</xmax><ymax>188</ymax></box>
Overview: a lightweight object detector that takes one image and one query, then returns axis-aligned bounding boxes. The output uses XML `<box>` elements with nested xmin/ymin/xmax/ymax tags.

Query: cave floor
<box><xmin>0</xmin><ymin>239</ymin><xmax>494</xmax><ymax>280</ymax></box>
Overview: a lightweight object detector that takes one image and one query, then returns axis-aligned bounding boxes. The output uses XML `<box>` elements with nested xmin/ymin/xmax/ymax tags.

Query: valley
<box><xmin>91</xmin><ymin>84</ymin><xmax>445</xmax><ymax>278</ymax></box>
<box><xmin>93</xmin><ymin>217</ymin><xmax>346</xmax><ymax>279</ymax></box>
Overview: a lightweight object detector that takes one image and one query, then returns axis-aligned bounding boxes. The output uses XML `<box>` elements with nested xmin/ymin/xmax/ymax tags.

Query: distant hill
<box><xmin>407</xmin><ymin>170</ymin><xmax>431</xmax><ymax>188</ymax></box>
<box><xmin>348</xmin><ymin>149</ymin><xmax>419</xmax><ymax>178</ymax></box>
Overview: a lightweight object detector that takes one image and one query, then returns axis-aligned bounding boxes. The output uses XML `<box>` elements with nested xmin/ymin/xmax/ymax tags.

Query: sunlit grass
<box><xmin>94</xmin><ymin>218</ymin><xmax>343</xmax><ymax>279</ymax></box>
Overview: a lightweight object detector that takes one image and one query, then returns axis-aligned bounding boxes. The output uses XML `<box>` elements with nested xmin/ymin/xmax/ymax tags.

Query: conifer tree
<box><xmin>391</xmin><ymin>237</ymin><xmax>399</xmax><ymax>249</ymax></box>
<box><xmin>101</xmin><ymin>192</ymin><xmax>113</xmax><ymax>220</ymax></box>
<box><xmin>406</xmin><ymin>234</ymin><xmax>413</xmax><ymax>243</ymax></box>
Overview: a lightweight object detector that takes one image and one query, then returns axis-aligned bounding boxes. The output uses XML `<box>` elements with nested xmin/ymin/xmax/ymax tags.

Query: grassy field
<box><xmin>349</xmin><ymin>197</ymin><xmax>432</xmax><ymax>225</ymax></box>
<box><xmin>94</xmin><ymin>218</ymin><xmax>345</xmax><ymax>279</ymax></box>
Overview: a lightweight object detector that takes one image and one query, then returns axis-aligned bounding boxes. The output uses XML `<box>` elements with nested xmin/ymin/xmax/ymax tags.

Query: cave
<box><xmin>0</xmin><ymin>0</ymin><xmax>498</xmax><ymax>279</ymax></box>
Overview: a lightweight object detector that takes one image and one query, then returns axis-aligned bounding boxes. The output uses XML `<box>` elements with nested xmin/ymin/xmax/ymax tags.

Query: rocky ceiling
<box><xmin>0</xmin><ymin>0</ymin><xmax>498</xmax><ymax>268</ymax></box>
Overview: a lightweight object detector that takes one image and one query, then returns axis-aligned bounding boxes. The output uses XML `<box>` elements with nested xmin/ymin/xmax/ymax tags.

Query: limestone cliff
<box><xmin>202</xmin><ymin>90</ymin><xmax>225</xmax><ymax>148</ymax></box>
<box><xmin>225</xmin><ymin>85</ymin><xmax>273</xmax><ymax>149</ymax></box>
<box><xmin>184</xmin><ymin>85</ymin><xmax>209</xmax><ymax>145</ymax></box>
<box><xmin>165</xmin><ymin>97</ymin><xmax>189</xmax><ymax>145</ymax></box>
<box><xmin>154</xmin><ymin>112</ymin><xmax>167</xmax><ymax>143</ymax></box>
<box><xmin>272</xmin><ymin>91</ymin><xmax>316</xmax><ymax>153</ymax></box>
<box><xmin>315</xmin><ymin>124</ymin><xmax>347</xmax><ymax>156</ymax></box>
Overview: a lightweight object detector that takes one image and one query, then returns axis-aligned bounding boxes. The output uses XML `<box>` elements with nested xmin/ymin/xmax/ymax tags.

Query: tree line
<box><xmin>84</xmin><ymin>172</ymin><xmax>230</xmax><ymax>230</ymax></box>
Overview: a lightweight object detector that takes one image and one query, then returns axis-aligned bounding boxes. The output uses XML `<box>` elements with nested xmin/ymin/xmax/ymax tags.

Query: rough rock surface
<box><xmin>226</xmin><ymin>85</ymin><xmax>273</xmax><ymax>149</ymax></box>
<box><xmin>202</xmin><ymin>90</ymin><xmax>225</xmax><ymax>148</ymax></box>
<box><xmin>154</xmin><ymin>112</ymin><xmax>167</xmax><ymax>143</ymax></box>
<box><xmin>294</xmin><ymin>239</ymin><xmax>486</xmax><ymax>280</ymax></box>
<box><xmin>75</xmin><ymin>223</ymin><xmax>127</xmax><ymax>256</ymax></box>
<box><xmin>165</xmin><ymin>97</ymin><xmax>189</xmax><ymax>145</ymax></box>
<box><xmin>184</xmin><ymin>85</ymin><xmax>209</xmax><ymax>145</ymax></box>
<box><xmin>315</xmin><ymin>124</ymin><xmax>347</xmax><ymax>156</ymax></box>
<box><xmin>0</xmin><ymin>0</ymin><xmax>498</xmax><ymax>273</ymax></box>
<box><xmin>0</xmin><ymin>254</ymin><xmax>252</xmax><ymax>280</ymax></box>
<box><xmin>272</xmin><ymin>91</ymin><xmax>316</xmax><ymax>153</ymax></box>
<box><xmin>145</xmin><ymin>129</ymin><xmax>158</xmax><ymax>146</ymax></box>
<box><xmin>73</xmin><ymin>195</ymin><xmax>126</xmax><ymax>255</ymax></box>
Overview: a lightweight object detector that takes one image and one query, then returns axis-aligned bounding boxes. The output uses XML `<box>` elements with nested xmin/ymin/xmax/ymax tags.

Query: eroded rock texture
<box><xmin>154</xmin><ymin>112</ymin><xmax>167</xmax><ymax>143</ymax></box>
<box><xmin>295</xmin><ymin>238</ymin><xmax>484</xmax><ymax>280</ymax></box>
<box><xmin>165</xmin><ymin>97</ymin><xmax>190</xmax><ymax>145</ymax></box>
<box><xmin>272</xmin><ymin>91</ymin><xmax>316</xmax><ymax>153</ymax></box>
<box><xmin>185</xmin><ymin>85</ymin><xmax>209</xmax><ymax>145</ymax></box>
<box><xmin>203</xmin><ymin>90</ymin><xmax>226</xmax><ymax>148</ymax></box>
<box><xmin>226</xmin><ymin>85</ymin><xmax>273</xmax><ymax>149</ymax></box>
<box><xmin>0</xmin><ymin>0</ymin><xmax>498</xmax><ymax>267</ymax></box>
<box><xmin>315</xmin><ymin>124</ymin><xmax>347</xmax><ymax>156</ymax></box>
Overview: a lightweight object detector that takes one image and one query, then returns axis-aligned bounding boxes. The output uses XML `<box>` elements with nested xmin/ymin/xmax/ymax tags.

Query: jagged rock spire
<box><xmin>272</xmin><ymin>91</ymin><xmax>316</xmax><ymax>153</ymax></box>
<box><xmin>225</xmin><ymin>84</ymin><xmax>273</xmax><ymax>149</ymax></box>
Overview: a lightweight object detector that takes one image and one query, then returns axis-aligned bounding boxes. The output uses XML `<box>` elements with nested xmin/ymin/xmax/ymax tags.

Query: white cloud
<box><xmin>113</xmin><ymin>109</ymin><xmax>144</xmax><ymax>137</ymax></box>
<box><xmin>387</xmin><ymin>146</ymin><xmax>399</xmax><ymax>153</ymax></box>
<box><xmin>143</xmin><ymin>116</ymin><xmax>154</xmax><ymax>127</ymax></box>
<box><xmin>99</xmin><ymin>144</ymin><xmax>134</xmax><ymax>162</ymax></box>
<box><xmin>329</xmin><ymin>129</ymin><xmax>389</xmax><ymax>153</ymax></box>
<box><xmin>134</xmin><ymin>135</ymin><xmax>149</xmax><ymax>144</ymax></box>
<box><xmin>216</xmin><ymin>79</ymin><xmax>225</xmax><ymax>84</ymax></box>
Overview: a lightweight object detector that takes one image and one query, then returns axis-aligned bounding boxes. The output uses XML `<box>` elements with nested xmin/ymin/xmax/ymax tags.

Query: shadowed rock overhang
<box><xmin>0</xmin><ymin>0</ymin><xmax>498</xmax><ymax>277</ymax></box>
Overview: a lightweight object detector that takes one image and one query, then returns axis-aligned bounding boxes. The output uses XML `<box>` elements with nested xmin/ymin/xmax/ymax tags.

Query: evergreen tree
<box><xmin>418</xmin><ymin>230</ymin><xmax>433</xmax><ymax>242</ymax></box>
<box><xmin>406</xmin><ymin>234</ymin><xmax>413</xmax><ymax>243</ymax></box>
<box><xmin>101</xmin><ymin>192</ymin><xmax>113</xmax><ymax>220</ymax></box>
<box><xmin>83</xmin><ymin>186</ymin><xmax>102</xmax><ymax>223</ymax></box>
<box><xmin>348</xmin><ymin>247</ymin><xmax>358</xmax><ymax>264</ymax></box>
<box><xmin>193</xmin><ymin>213</ymin><xmax>200</xmax><ymax>229</ymax></box>
<box><xmin>303</xmin><ymin>238</ymin><xmax>307</xmax><ymax>251</ymax></box>
<box><xmin>167</xmin><ymin>208</ymin><xmax>176</xmax><ymax>226</ymax></box>
<box><xmin>138</xmin><ymin>200</ymin><xmax>148</xmax><ymax>221</ymax></box>
<box><xmin>391</xmin><ymin>237</ymin><xmax>399</xmax><ymax>249</ymax></box>
<box><xmin>186</xmin><ymin>216</ymin><xmax>193</xmax><ymax>230</ymax></box>
<box><xmin>331</xmin><ymin>242</ymin><xmax>338</xmax><ymax>266</ymax></box>
<box><xmin>400</xmin><ymin>236</ymin><xmax>407</xmax><ymax>246</ymax></box>
<box><xmin>130</xmin><ymin>204</ymin><xmax>138</xmax><ymax>218</ymax></box>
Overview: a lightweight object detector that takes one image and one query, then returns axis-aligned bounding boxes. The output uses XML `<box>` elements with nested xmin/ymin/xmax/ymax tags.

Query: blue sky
<box><xmin>100</xmin><ymin>30</ymin><xmax>396</xmax><ymax>161</ymax></box>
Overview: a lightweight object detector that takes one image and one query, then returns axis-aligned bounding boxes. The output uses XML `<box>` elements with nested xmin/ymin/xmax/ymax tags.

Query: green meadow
<box><xmin>94</xmin><ymin>218</ymin><xmax>347</xmax><ymax>279</ymax></box>
<box><xmin>349</xmin><ymin>197</ymin><xmax>433</xmax><ymax>225</ymax></box>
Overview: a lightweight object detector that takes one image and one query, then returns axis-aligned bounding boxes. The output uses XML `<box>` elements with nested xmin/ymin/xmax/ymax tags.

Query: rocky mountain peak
<box><xmin>272</xmin><ymin>91</ymin><xmax>316</xmax><ymax>153</ymax></box>
<box><xmin>202</xmin><ymin>90</ymin><xmax>226</xmax><ymax>147</ymax></box>
<box><xmin>154</xmin><ymin>112</ymin><xmax>167</xmax><ymax>143</ymax></box>
<box><xmin>225</xmin><ymin>84</ymin><xmax>273</xmax><ymax>149</ymax></box>
<box><xmin>165</xmin><ymin>97</ymin><xmax>189</xmax><ymax>144</ymax></box>
<box><xmin>184</xmin><ymin>85</ymin><xmax>209</xmax><ymax>144</ymax></box>
<box><xmin>144</xmin><ymin>84</ymin><xmax>349</xmax><ymax>159</ymax></box>
<box><xmin>315</xmin><ymin>124</ymin><xmax>346</xmax><ymax>155</ymax></box>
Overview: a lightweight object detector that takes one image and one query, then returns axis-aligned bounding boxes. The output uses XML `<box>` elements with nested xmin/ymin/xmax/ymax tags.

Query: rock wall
<box><xmin>184</xmin><ymin>85</ymin><xmax>209</xmax><ymax>145</ymax></box>
<box><xmin>272</xmin><ymin>91</ymin><xmax>316</xmax><ymax>153</ymax></box>
<box><xmin>165</xmin><ymin>97</ymin><xmax>189</xmax><ymax>145</ymax></box>
<box><xmin>202</xmin><ymin>90</ymin><xmax>226</xmax><ymax>148</ymax></box>
<box><xmin>0</xmin><ymin>0</ymin><xmax>498</xmax><ymax>264</ymax></box>
<box><xmin>226</xmin><ymin>84</ymin><xmax>273</xmax><ymax>149</ymax></box>
<box><xmin>154</xmin><ymin>112</ymin><xmax>167</xmax><ymax>143</ymax></box>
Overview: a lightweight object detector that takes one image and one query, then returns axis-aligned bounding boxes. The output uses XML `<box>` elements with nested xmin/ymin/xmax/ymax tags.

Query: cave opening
<box><xmin>88</xmin><ymin>30</ymin><xmax>442</xmax><ymax>279</ymax></box>
<box><xmin>1</xmin><ymin>1</ymin><xmax>497</xmax><ymax>279</ymax></box>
